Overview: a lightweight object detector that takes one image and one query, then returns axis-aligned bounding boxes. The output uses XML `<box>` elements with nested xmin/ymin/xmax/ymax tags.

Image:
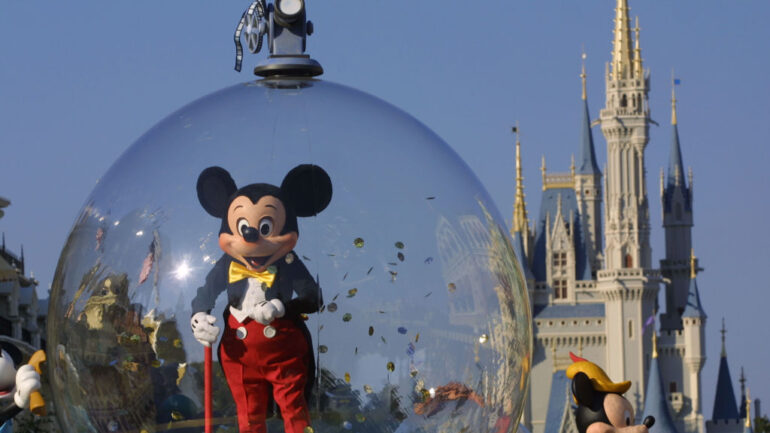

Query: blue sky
<box><xmin>1</xmin><ymin>0</ymin><xmax>768</xmax><ymax>421</ymax></box>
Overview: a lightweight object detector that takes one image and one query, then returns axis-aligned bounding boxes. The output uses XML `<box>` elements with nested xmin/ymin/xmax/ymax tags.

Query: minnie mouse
<box><xmin>190</xmin><ymin>164</ymin><xmax>331</xmax><ymax>433</ymax></box>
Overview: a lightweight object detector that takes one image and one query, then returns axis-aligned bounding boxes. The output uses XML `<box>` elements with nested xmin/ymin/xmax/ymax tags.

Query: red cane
<box><xmin>205</xmin><ymin>345</ymin><xmax>213</xmax><ymax>433</ymax></box>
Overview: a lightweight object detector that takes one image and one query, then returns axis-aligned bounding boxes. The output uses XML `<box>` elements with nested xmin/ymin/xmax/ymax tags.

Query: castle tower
<box><xmin>682</xmin><ymin>249</ymin><xmax>706</xmax><ymax>433</ymax></box>
<box><xmin>643</xmin><ymin>330</ymin><xmax>680</xmax><ymax>433</ymax></box>
<box><xmin>712</xmin><ymin>319</ymin><xmax>739</xmax><ymax>422</ymax></box>
<box><xmin>660</xmin><ymin>79</ymin><xmax>695</xmax><ymax>330</ymax></box>
<box><xmin>511</xmin><ymin>126</ymin><xmax>536</xmax><ymax>305</ymax></box>
<box><xmin>574</xmin><ymin>52</ymin><xmax>603</xmax><ymax>276</ymax></box>
<box><xmin>597</xmin><ymin>0</ymin><xmax>658</xmax><ymax>402</ymax></box>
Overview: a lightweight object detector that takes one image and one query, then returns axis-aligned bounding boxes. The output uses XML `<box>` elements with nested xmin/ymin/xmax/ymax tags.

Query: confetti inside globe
<box><xmin>47</xmin><ymin>32</ymin><xmax>531</xmax><ymax>433</ymax></box>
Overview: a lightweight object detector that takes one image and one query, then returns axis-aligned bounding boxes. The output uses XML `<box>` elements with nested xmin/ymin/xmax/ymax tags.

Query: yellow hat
<box><xmin>566</xmin><ymin>352</ymin><xmax>631</xmax><ymax>394</ymax></box>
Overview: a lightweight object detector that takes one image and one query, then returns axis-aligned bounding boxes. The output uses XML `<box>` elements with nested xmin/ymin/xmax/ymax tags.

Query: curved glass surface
<box><xmin>48</xmin><ymin>78</ymin><xmax>532</xmax><ymax>433</ymax></box>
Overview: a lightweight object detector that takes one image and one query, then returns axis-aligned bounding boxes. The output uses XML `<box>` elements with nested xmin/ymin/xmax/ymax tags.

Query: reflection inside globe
<box><xmin>48</xmin><ymin>78</ymin><xmax>532</xmax><ymax>433</ymax></box>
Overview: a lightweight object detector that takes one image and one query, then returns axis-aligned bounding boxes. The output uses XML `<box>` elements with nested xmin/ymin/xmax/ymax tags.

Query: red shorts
<box><xmin>219</xmin><ymin>314</ymin><xmax>310</xmax><ymax>433</ymax></box>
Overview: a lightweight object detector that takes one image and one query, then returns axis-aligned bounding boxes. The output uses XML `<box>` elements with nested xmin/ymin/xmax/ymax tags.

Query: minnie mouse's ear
<box><xmin>281</xmin><ymin>165</ymin><xmax>333</xmax><ymax>217</ymax></box>
<box><xmin>0</xmin><ymin>341</ymin><xmax>22</xmax><ymax>366</ymax></box>
<box><xmin>197</xmin><ymin>167</ymin><xmax>237</xmax><ymax>218</ymax></box>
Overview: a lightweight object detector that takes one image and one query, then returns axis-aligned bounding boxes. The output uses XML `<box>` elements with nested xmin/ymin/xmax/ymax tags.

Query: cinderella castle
<box><xmin>510</xmin><ymin>2</ymin><xmax>756</xmax><ymax>433</ymax></box>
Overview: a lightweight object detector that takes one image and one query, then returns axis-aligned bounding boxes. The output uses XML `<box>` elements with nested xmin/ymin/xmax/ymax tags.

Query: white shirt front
<box><xmin>229</xmin><ymin>278</ymin><xmax>267</xmax><ymax>323</ymax></box>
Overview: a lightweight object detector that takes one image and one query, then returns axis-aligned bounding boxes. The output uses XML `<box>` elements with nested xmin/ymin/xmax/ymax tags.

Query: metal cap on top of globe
<box><xmin>235</xmin><ymin>0</ymin><xmax>322</xmax><ymax>77</ymax></box>
<box><xmin>47</xmin><ymin>2</ymin><xmax>531</xmax><ymax>432</ymax></box>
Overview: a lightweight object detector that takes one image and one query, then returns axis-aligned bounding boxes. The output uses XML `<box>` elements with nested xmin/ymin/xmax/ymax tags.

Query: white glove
<box><xmin>191</xmin><ymin>312</ymin><xmax>220</xmax><ymax>347</ymax></box>
<box><xmin>253</xmin><ymin>299</ymin><xmax>285</xmax><ymax>325</ymax></box>
<box><xmin>14</xmin><ymin>365</ymin><xmax>41</xmax><ymax>409</ymax></box>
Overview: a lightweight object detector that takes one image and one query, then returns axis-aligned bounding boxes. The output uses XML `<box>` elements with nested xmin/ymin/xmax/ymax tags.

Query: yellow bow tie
<box><xmin>228</xmin><ymin>261</ymin><xmax>276</xmax><ymax>287</ymax></box>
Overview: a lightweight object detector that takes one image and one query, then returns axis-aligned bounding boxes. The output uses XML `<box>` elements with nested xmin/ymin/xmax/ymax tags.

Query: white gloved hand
<box><xmin>253</xmin><ymin>299</ymin><xmax>284</xmax><ymax>325</ymax></box>
<box><xmin>191</xmin><ymin>312</ymin><xmax>220</xmax><ymax>347</ymax></box>
<box><xmin>14</xmin><ymin>365</ymin><xmax>40</xmax><ymax>409</ymax></box>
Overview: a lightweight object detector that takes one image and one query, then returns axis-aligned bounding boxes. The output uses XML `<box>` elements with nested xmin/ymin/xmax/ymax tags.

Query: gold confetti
<box><xmin>387</xmin><ymin>361</ymin><xmax>395</xmax><ymax>372</ymax></box>
<box><xmin>420</xmin><ymin>388</ymin><xmax>431</xmax><ymax>400</ymax></box>
<box><xmin>267</xmin><ymin>265</ymin><xmax>277</xmax><ymax>274</ymax></box>
<box><xmin>356</xmin><ymin>414</ymin><xmax>366</xmax><ymax>423</ymax></box>
<box><xmin>395</xmin><ymin>241</ymin><xmax>405</xmax><ymax>249</ymax></box>
<box><xmin>410</xmin><ymin>370</ymin><xmax>418</xmax><ymax>377</ymax></box>
<box><xmin>389</xmin><ymin>271</ymin><xmax>398</xmax><ymax>281</ymax></box>
<box><xmin>415</xmin><ymin>333</ymin><xmax>420</xmax><ymax>343</ymax></box>
<box><xmin>344</xmin><ymin>372</ymin><xmax>351</xmax><ymax>383</ymax></box>
<box><xmin>367</xmin><ymin>266</ymin><xmax>374</xmax><ymax>275</ymax></box>
<box><xmin>479</xmin><ymin>334</ymin><xmax>489</xmax><ymax>344</ymax></box>
<box><xmin>332</xmin><ymin>294</ymin><xmax>340</xmax><ymax>301</ymax></box>
<box><xmin>368</xmin><ymin>326</ymin><xmax>374</xmax><ymax>336</ymax></box>
<box><xmin>171</xmin><ymin>411</ymin><xmax>184</xmax><ymax>421</ymax></box>
<box><xmin>354</xmin><ymin>238</ymin><xmax>365</xmax><ymax>248</ymax></box>
<box><xmin>173</xmin><ymin>338</ymin><xmax>182</xmax><ymax>348</ymax></box>
<box><xmin>304</xmin><ymin>427</ymin><xmax>315</xmax><ymax>433</ymax></box>
<box><xmin>347</xmin><ymin>288</ymin><xmax>358</xmax><ymax>297</ymax></box>
<box><xmin>151</xmin><ymin>360</ymin><xmax>162</xmax><ymax>368</ymax></box>
<box><xmin>355</xmin><ymin>347</ymin><xmax>358</xmax><ymax>355</ymax></box>
<box><xmin>448</xmin><ymin>283</ymin><xmax>456</xmax><ymax>293</ymax></box>
<box><xmin>319</xmin><ymin>345</ymin><xmax>328</xmax><ymax>353</ymax></box>
<box><xmin>303</xmin><ymin>255</ymin><xmax>311</xmax><ymax>261</ymax></box>
<box><xmin>327</xmin><ymin>303</ymin><xmax>338</xmax><ymax>312</ymax></box>
<box><xmin>397</xmin><ymin>252</ymin><xmax>405</xmax><ymax>262</ymax></box>
<box><xmin>177</xmin><ymin>363</ymin><xmax>187</xmax><ymax>386</ymax></box>
<box><xmin>364</xmin><ymin>384</ymin><xmax>373</xmax><ymax>394</ymax></box>
<box><xmin>381</xmin><ymin>336</ymin><xmax>387</xmax><ymax>344</ymax></box>
<box><xmin>343</xmin><ymin>313</ymin><xmax>352</xmax><ymax>322</ymax></box>
<box><xmin>342</xmin><ymin>272</ymin><xmax>348</xmax><ymax>281</ymax></box>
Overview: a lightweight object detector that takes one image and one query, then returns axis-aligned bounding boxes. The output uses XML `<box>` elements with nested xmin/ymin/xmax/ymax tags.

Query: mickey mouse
<box><xmin>0</xmin><ymin>341</ymin><xmax>42</xmax><ymax>430</ymax></box>
<box><xmin>190</xmin><ymin>164</ymin><xmax>332</xmax><ymax>433</ymax></box>
<box><xmin>568</xmin><ymin>353</ymin><xmax>655</xmax><ymax>433</ymax></box>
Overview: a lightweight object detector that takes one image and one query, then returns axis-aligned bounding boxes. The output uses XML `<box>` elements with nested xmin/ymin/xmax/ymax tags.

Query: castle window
<box><xmin>621</xmin><ymin>94</ymin><xmax>628</xmax><ymax>107</ymax></box>
<box><xmin>624</xmin><ymin>254</ymin><xmax>633</xmax><ymax>268</ymax></box>
<box><xmin>553</xmin><ymin>252</ymin><xmax>567</xmax><ymax>267</ymax></box>
<box><xmin>553</xmin><ymin>280</ymin><xmax>568</xmax><ymax>299</ymax></box>
<box><xmin>669</xmin><ymin>382</ymin><xmax>677</xmax><ymax>393</ymax></box>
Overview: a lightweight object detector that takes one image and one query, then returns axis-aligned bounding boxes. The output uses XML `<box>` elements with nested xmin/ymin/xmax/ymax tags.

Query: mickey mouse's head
<box><xmin>570</xmin><ymin>363</ymin><xmax>655</xmax><ymax>433</ymax></box>
<box><xmin>197</xmin><ymin>164</ymin><xmax>332</xmax><ymax>272</ymax></box>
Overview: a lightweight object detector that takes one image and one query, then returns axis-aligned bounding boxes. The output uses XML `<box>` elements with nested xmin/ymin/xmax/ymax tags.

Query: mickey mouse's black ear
<box><xmin>197</xmin><ymin>167</ymin><xmax>237</xmax><ymax>218</ymax></box>
<box><xmin>0</xmin><ymin>341</ymin><xmax>23</xmax><ymax>366</ymax></box>
<box><xmin>572</xmin><ymin>372</ymin><xmax>596</xmax><ymax>406</ymax></box>
<box><xmin>281</xmin><ymin>165</ymin><xmax>333</xmax><ymax>217</ymax></box>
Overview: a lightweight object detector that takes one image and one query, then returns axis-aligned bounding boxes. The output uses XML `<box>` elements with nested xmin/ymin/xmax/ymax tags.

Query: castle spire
<box><xmin>643</xmin><ymin>326</ymin><xmax>679</xmax><ymax>433</ymax></box>
<box><xmin>712</xmin><ymin>318</ymin><xmax>740</xmax><ymax>421</ymax></box>
<box><xmin>667</xmin><ymin>76</ymin><xmax>686</xmax><ymax>190</ymax></box>
<box><xmin>611</xmin><ymin>0</ymin><xmax>634</xmax><ymax>80</ymax></box>
<box><xmin>744</xmin><ymin>388</ymin><xmax>754</xmax><ymax>433</ymax></box>
<box><xmin>512</xmin><ymin>124</ymin><xmax>530</xmax><ymax>236</ymax></box>
<box><xmin>577</xmin><ymin>55</ymin><xmax>600</xmax><ymax>176</ymax></box>
<box><xmin>740</xmin><ymin>367</ymin><xmax>748</xmax><ymax>419</ymax></box>
<box><xmin>633</xmin><ymin>16</ymin><xmax>643</xmax><ymax>78</ymax></box>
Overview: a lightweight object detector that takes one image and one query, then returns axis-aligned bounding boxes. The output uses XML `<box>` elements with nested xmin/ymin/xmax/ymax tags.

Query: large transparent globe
<box><xmin>48</xmin><ymin>78</ymin><xmax>532</xmax><ymax>433</ymax></box>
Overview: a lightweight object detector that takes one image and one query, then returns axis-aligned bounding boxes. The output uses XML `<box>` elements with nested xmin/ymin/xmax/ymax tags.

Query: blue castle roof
<box><xmin>712</xmin><ymin>354</ymin><xmax>739</xmax><ymax>421</ymax></box>
<box><xmin>534</xmin><ymin>303</ymin><xmax>605</xmax><ymax>319</ymax></box>
<box><xmin>532</xmin><ymin>188</ymin><xmax>592</xmax><ymax>282</ymax></box>
<box><xmin>544</xmin><ymin>370</ymin><xmax>570</xmax><ymax>433</ymax></box>
<box><xmin>682</xmin><ymin>276</ymin><xmax>706</xmax><ymax>318</ymax></box>
<box><xmin>643</xmin><ymin>354</ymin><xmax>679</xmax><ymax>433</ymax></box>
<box><xmin>577</xmin><ymin>98</ymin><xmax>600</xmax><ymax>175</ymax></box>
<box><xmin>663</xmin><ymin>123</ymin><xmax>692</xmax><ymax>213</ymax></box>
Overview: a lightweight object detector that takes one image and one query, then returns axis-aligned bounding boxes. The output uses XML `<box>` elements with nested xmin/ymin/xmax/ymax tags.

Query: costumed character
<box><xmin>0</xmin><ymin>342</ymin><xmax>42</xmax><ymax>432</ymax></box>
<box><xmin>190</xmin><ymin>164</ymin><xmax>332</xmax><ymax>433</ymax></box>
<box><xmin>567</xmin><ymin>352</ymin><xmax>655</xmax><ymax>433</ymax></box>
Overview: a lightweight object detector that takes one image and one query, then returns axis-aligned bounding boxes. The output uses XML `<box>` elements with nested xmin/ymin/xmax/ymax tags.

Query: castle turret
<box><xmin>643</xmin><ymin>330</ymin><xmax>679</xmax><ymax>433</ymax></box>
<box><xmin>574</xmin><ymin>52</ymin><xmax>603</xmax><ymax>276</ymax></box>
<box><xmin>511</xmin><ymin>126</ymin><xmax>536</xmax><ymax>304</ymax></box>
<box><xmin>712</xmin><ymin>319</ymin><xmax>739</xmax><ymax>422</ymax></box>
<box><xmin>597</xmin><ymin>0</ymin><xmax>658</xmax><ymax>404</ymax></box>
<box><xmin>660</xmin><ymin>79</ymin><xmax>695</xmax><ymax>330</ymax></box>
<box><xmin>682</xmin><ymin>249</ymin><xmax>706</xmax><ymax>432</ymax></box>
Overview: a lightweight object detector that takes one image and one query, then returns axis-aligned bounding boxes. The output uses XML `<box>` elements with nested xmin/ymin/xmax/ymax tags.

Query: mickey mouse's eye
<box><xmin>259</xmin><ymin>217</ymin><xmax>274</xmax><ymax>236</ymax></box>
<box><xmin>237</xmin><ymin>218</ymin><xmax>251</xmax><ymax>236</ymax></box>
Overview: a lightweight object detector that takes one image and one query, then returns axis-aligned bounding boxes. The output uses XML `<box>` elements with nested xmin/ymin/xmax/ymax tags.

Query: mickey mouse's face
<box><xmin>220</xmin><ymin>195</ymin><xmax>298</xmax><ymax>272</ymax></box>
<box><xmin>197</xmin><ymin>164</ymin><xmax>333</xmax><ymax>272</ymax></box>
<box><xmin>586</xmin><ymin>393</ymin><xmax>646</xmax><ymax>433</ymax></box>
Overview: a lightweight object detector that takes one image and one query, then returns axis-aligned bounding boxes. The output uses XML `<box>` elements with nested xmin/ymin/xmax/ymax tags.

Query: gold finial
<box><xmin>633</xmin><ymin>16</ymin><xmax>643</xmax><ymax>78</ymax></box>
<box><xmin>512</xmin><ymin>123</ymin><xmax>529</xmax><ymax>235</ymax></box>
<box><xmin>580</xmin><ymin>50</ymin><xmax>587</xmax><ymax>100</ymax></box>
<box><xmin>611</xmin><ymin>0</ymin><xmax>633</xmax><ymax>80</ymax></box>
<box><xmin>746</xmin><ymin>387</ymin><xmax>752</xmax><ymax>427</ymax></box>
<box><xmin>690</xmin><ymin>248</ymin><xmax>697</xmax><ymax>279</ymax></box>
<box><xmin>541</xmin><ymin>155</ymin><xmax>547</xmax><ymax>191</ymax></box>
<box><xmin>721</xmin><ymin>318</ymin><xmax>727</xmax><ymax>357</ymax></box>
<box><xmin>672</xmin><ymin>71</ymin><xmax>678</xmax><ymax>125</ymax></box>
<box><xmin>659</xmin><ymin>168</ymin><xmax>665</xmax><ymax>198</ymax></box>
<box><xmin>652</xmin><ymin>328</ymin><xmax>658</xmax><ymax>359</ymax></box>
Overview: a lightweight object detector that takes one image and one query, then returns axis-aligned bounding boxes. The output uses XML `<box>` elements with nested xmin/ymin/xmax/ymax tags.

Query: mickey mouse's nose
<box><xmin>643</xmin><ymin>416</ymin><xmax>655</xmax><ymax>429</ymax></box>
<box><xmin>241</xmin><ymin>226</ymin><xmax>260</xmax><ymax>243</ymax></box>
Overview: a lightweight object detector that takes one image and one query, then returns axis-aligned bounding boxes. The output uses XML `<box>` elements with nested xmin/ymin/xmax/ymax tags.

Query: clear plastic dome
<box><xmin>48</xmin><ymin>78</ymin><xmax>532</xmax><ymax>433</ymax></box>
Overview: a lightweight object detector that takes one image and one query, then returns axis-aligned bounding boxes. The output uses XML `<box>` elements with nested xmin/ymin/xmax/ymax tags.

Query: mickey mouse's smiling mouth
<box><xmin>245</xmin><ymin>256</ymin><xmax>270</xmax><ymax>269</ymax></box>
